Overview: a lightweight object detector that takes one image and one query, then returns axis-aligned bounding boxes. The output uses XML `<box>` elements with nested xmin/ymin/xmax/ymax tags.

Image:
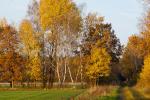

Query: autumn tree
<box><xmin>142</xmin><ymin>0</ymin><xmax>150</xmax><ymax>7</ymax></box>
<box><xmin>138</xmin><ymin>55</ymin><xmax>150</xmax><ymax>88</ymax></box>
<box><xmin>84</xmin><ymin>13</ymin><xmax>122</xmax><ymax>61</ymax></box>
<box><xmin>27</xmin><ymin>0</ymin><xmax>55</xmax><ymax>88</ymax></box>
<box><xmin>27</xmin><ymin>0</ymin><xmax>41</xmax><ymax>32</ymax></box>
<box><xmin>120</xmin><ymin>1</ymin><xmax>150</xmax><ymax>85</ymax></box>
<box><xmin>120</xmin><ymin>36</ymin><xmax>143</xmax><ymax>85</ymax></box>
<box><xmin>19</xmin><ymin>20</ymin><xmax>41</xmax><ymax>86</ymax></box>
<box><xmin>0</xmin><ymin>21</ymin><xmax>24</xmax><ymax>88</ymax></box>
<box><xmin>80</xmin><ymin>13</ymin><xmax>122</xmax><ymax>84</ymax></box>
<box><xmin>0</xmin><ymin>52</ymin><xmax>24</xmax><ymax>88</ymax></box>
<box><xmin>0</xmin><ymin>18</ymin><xmax>7</xmax><ymax>27</ymax></box>
<box><xmin>39</xmin><ymin>0</ymin><xmax>82</xmax><ymax>87</ymax></box>
<box><xmin>86</xmin><ymin>47</ymin><xmax>111</xmax><ymax>85</ymax></box>
<box><xmin>135</xmin><ymin>0</ymin><xmax>150</xmax><ymax>87</ymax></box>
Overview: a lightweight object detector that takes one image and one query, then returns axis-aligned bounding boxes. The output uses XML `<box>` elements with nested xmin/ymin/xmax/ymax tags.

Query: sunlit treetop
<box><xmin>39</xmin><ymin>0</ymin><xmax>82</xmax><ymax>32</ymax></box>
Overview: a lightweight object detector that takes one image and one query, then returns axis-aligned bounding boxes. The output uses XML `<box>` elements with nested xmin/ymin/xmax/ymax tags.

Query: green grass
<box><xmin>0</xmin><ymin>89</ymin><xmax>84</xmax><ymax>100</ymax></box>
<box><xmin>5</xmin><ymin>86</ymin><xmax>150</xmax><ymax>100</ymax></box>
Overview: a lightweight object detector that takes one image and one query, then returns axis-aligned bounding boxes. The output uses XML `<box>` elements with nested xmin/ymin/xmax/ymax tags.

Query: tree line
<box><xmin>0</xmin><ymin>0</ymin><xmax>149</xmax><ymax>89</ymax></box>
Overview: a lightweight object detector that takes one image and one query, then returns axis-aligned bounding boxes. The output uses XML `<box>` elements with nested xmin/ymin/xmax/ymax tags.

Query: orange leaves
<box><xmin>1</xmin><ymin>52</ymin><xmax>24</xmax><ymax>81</ymax></box>
<box><xmin>0</xmin><ymin>23</ymin><xmax>23</xmax><ymax>82</ymax></box>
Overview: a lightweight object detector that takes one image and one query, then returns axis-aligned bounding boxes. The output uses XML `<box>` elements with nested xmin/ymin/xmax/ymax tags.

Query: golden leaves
<box><xmin>139</xmin><ymin>55</ymin><xmax>150</xmax><ymax>88</ymax></box>
<box><xmin>39</xmin><ymin>0</ymin><xmax>81</xmax><ymax>31</ymax></box>
<box><xmin>19</xmin><ymin>19</ymin><xmax>41</xmax><ymax>81</ymax></box>
<box><xmin>86</xmin><ymin>47</ymin><xmax>111</xmax><ymax>79</ymax></box>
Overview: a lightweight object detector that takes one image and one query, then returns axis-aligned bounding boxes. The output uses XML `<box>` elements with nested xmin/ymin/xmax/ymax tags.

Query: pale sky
<box><xmin>0</xmin><ymin>0</ymin><xmax>143</xmax><ymax>44</ymax></box>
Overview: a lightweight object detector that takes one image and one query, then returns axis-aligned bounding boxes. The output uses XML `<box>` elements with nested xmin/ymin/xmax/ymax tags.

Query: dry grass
<box><xmin>76</xmin><ymin>85</ymin><xmax>118</xmax><ymax>100</ymax></box>
<box><xmin>135</xmin><ymin>87</ymin><xmax>150</xmax><ymax>99</ymax></box>
<box><xmin>121</xmin><ymin>87</ymin><xmax>134</xmax><ymax>100</ymax></box>
<box><xmin>121</xmin><ymin>86</ymin><xmax>150</xmax><ymax>100</ymax></box>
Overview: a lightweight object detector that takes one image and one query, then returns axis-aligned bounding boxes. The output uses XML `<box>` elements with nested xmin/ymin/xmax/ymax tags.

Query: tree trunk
<box><xmin>34</xmin><ymin>80</ymin><xmax>36</xmax><ymax>88</ymax></box>
<box><xmin>75</xmin><ymin>67</ymin><xmax>80</xmax><ymax>82</ymax></box>
<box><xmin>27</xmin><ymin>79</ymin><xmax>30</xmax><ymax>88</ymax></box>
<box><xmin>48</xmin><ymin>68</ymin><xmax>54</xmax><ymax>88</ymax></box>
<box><xmin>81</xmin><ymin>65</ymin><xmax>83</xmax><ymax>87</ymax></box>
<box><xmin>48</xmin><ymin>77</ymin><xmax>52</xmax><ymax>88</ymax></box>
<box><xmin>21</xmin><ymin>81</ymin><xmax>24</xmax><ymax>88</ymax></box>
<box><xmin>42</xmin><ymin>66</ymin><xmax>47</xmax><ymax>89</ymax></box>
<box><xmin>79</xmin><ymin>49</ymin><xmax>83</xmax><ymax>87</ymax></box>
<box><xmin>57</xmin><ymin>62</ymin><xmax>61</xmax><ymax>83</ymax></box>
<box><xmin>63</xmin><ymin>58</ymin><xmax>67</xmax><ymax>83</ymax></box>
<box><xmin>10</xmin><ymin>80</ymin><xmax>14</xmax><ymax>88</ymax></box>
<box><xmin>68</xmin><ymin>66</ymin><xmax>74</xmax><ymax>83</ymax></box>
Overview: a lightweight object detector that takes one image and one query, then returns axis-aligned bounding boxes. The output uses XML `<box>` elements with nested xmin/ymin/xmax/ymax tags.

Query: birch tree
<box><xmin>19</xmin><ymin>20</ymin><xmax>41</xmax><ymax>86</ymax></box>
<box><xmin>39</xmin><ymin>0</ymin><xmax>82</xmax><ymax>86</ymax></box>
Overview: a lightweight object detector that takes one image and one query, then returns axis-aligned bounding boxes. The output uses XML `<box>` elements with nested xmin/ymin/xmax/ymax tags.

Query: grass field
<box><xmin>1</xmin><ymin>86</ymin><xmax>149</xmax><ymax>100</ymax></box>
<box><xmin>0</xmin><ymin>86</ymin><xmax>119</xmax><ymax>100</ymax></box>
<box><xmin>0</xmin><ymin>89</ymin><xmax>84</xmax><ymax>100</ymax></box>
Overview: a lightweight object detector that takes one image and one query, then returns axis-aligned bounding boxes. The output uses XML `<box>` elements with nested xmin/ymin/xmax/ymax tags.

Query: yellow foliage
<box><xmin>39</xmin><ymin>0</ymin><xmax>82</xmax><ymax>32</ymax></box>
<box><xmin>86</xmin><ymin>47</ymin><xmax>111</xmax><ymax>79</ymax></box>
<box><xmin>19</xmin><ymin>20</ymin><xmax>40</xmax><ymax>55</ymax></box>
<box><xmin>40</xmin><ymin>0</ymin><xmax>71</xmax><ymax>30</ymax></box>
<box><xmin>138</xmin><ymin>55</ymin><xmax>150</xmax><ymax>88</ymax></box>
<box><xmin>30</xmin><ymin>57</ymin><xmax>41</xmax><ymax>80</ymax></box>
<box><xmin>19</xmin><ymin>20</ymin><xmax>41</xmax><ymax>81</ymax></box>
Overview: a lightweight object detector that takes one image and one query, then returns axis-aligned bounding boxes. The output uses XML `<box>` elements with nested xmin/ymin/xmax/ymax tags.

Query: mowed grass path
<box><xmin>76</xmin><ymin>86</ymin><xmax>120</xmax><ymax>100</ymax></box>
<box><xmin>121</xmin><ymin>87</ymin><xmax>150</xmax><ymax>100</ymax></box>
<box><xmin>0</xmin><ymin>89</ymin><xmax>84</xmax><ymax>100</ymax></box>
